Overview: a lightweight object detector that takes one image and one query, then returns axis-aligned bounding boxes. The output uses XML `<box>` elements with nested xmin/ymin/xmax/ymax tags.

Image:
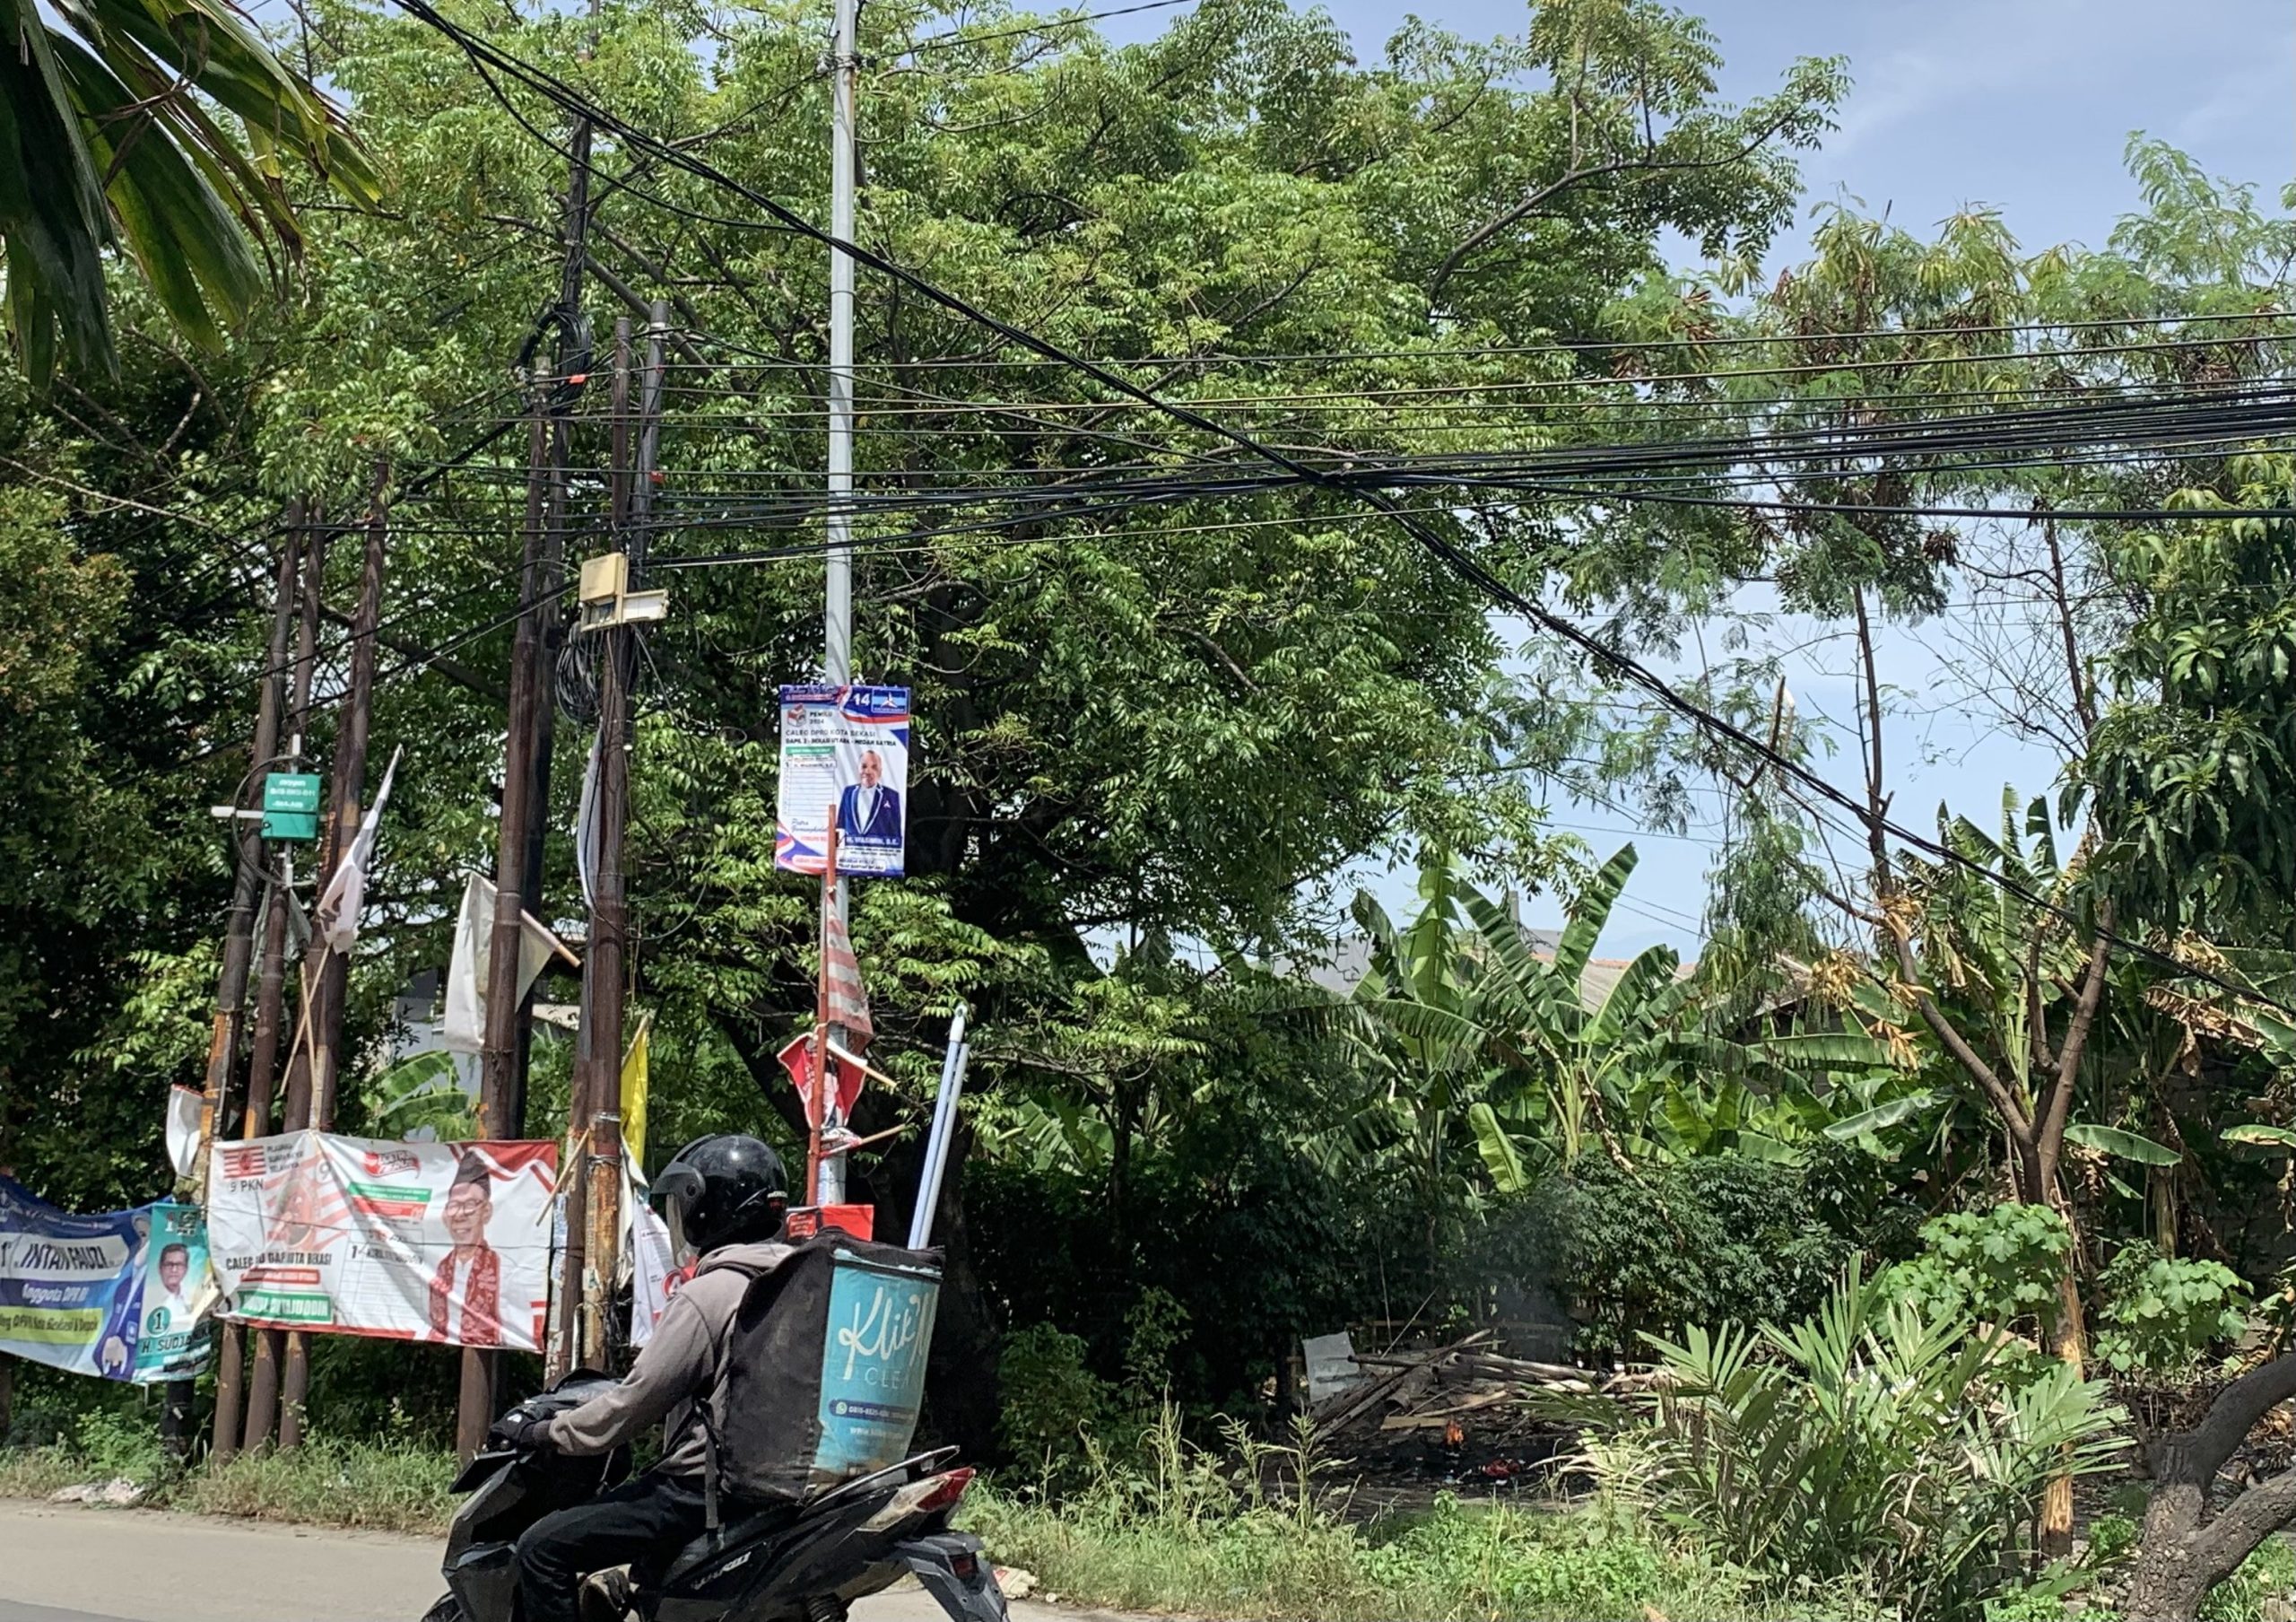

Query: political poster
<box><xmin>775</xmin><ymin>685</ymin><xmax>910</xmax><ymax>877</ymax></box>
<box><xmin>135</xmin><ymin>1202</ymin><xmax>216</xmax><ymax>1382</ymax></box>
<box><xmin>0</xmin><ymin>1180</ymin><xmax>213</xmax><ymax>1383</ymax></box>
<box><xmin>208</xmin><ymin>1132</ymin><xmax>559</xmax><ymax>1352</ymax></box>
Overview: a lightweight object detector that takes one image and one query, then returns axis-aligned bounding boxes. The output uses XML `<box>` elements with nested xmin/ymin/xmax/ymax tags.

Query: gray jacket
<box><xmin>544</xmin><ymin>1239</ymin><xmax>794</xmax><ymax>1478</ymax></box>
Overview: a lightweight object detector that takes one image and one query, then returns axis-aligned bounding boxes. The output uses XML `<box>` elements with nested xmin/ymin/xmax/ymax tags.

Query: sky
<box><xmin>1105</xmin><ymin>0</ymin><xmax>2295</xmax><ymax>963</ymax></box>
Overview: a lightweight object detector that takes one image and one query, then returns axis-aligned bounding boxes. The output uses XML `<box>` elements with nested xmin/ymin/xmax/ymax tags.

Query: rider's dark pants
<box><xmin>516</xmin><ymin>1470</ymin><xmax>708</xmax><ymax>1622</ymax></box>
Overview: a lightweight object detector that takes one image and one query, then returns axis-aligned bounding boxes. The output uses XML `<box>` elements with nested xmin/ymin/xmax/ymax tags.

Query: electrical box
<box><xmin>260</xmin><ymin>772</ymin><xmax>323</xmax><ymax>842</ymax></box>
<box><xmin>578</xmin><ymin>550</ymin><xmax>668</xmax><ymax>632</ymax></box>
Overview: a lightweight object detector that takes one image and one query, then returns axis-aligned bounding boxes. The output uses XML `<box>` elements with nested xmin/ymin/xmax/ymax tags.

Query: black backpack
<box><xmin>704</xmin><ymin>1232</ymin><xmax>943</xmax><ymax>1505</ymax></box>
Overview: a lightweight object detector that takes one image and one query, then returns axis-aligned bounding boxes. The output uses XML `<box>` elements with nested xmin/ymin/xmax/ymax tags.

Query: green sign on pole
<box><xmin>260</xmin><ymin>772</ymin><xmax>323</xmax><ymax>842</ymax></box>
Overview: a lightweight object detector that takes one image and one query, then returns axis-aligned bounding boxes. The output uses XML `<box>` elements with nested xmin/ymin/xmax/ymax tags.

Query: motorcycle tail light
<box><xmin>950</xmin><ymin>1552</ymin><xmax>978</xmax><ymax>1581</ymax></box>
<box><xmin>862</xmin><ymin>1466</ymin><xmax>978</xmax><ymax>1530</ymax></box>
<box><xmin>915</xmin><ymin>1468</ymin><xmax>975</xmax><ymax>1515</ymax></box>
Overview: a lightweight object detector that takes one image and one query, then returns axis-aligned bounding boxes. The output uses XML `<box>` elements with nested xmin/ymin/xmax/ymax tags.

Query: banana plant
<box><xmin>1</xmin><ymin>0</ymin><xmax>378</xmax><ymax>380</ymax></box>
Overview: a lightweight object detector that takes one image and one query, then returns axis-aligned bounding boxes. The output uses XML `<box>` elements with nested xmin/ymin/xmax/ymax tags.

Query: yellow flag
<box><xmin>621</xmin><ymin>1013</ymin><xmax>652</xmax><ymax>1173</ymax></box>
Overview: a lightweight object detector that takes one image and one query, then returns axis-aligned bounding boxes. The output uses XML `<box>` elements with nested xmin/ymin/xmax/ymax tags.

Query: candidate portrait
<box><xmin>835</xmin><ymin>748</ymin><xmax>902</xmax><ymax>845</ymax></box>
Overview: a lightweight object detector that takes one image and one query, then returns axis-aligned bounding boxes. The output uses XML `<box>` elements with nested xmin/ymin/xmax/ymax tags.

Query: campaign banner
<box><xmin>208</xmin><ymin>1132</ymin><xmax>558</xmax><ymax>1352</ymax></box>
<box><xmin>775</xmin><ymin>685</ymin><xmax>910</xmax><ymax>877</ymax></box>
<box><xmin>0</xmin><ymin>1180</ymin><xmax>213</xmax><ymax>1383</ymax></box>
<box><xmin>135</xmin><ymin>1202</ymin><xmax>216</xmax><ymax>1382</ymax></box>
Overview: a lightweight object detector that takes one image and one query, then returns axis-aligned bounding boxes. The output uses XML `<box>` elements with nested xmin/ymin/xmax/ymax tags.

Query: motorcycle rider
<box><xmin>491</xmin><ymin>1135</ymin><xmax>792</xmax><ymax>1622</ymax></box>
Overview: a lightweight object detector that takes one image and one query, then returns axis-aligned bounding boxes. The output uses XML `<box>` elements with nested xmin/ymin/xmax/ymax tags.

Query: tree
<box><xmin>0</xmin><ymin>0</ymin><xmax>376</xmax><ymax>381</ymax></box>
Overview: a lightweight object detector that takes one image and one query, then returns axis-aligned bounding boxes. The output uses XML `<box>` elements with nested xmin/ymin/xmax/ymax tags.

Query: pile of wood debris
<box><xmin>1309</xmin><ymin>1329</ymin><xmax>1627</xmax><ymax>1438</ymax></box>
<box><xmin>1300</xmin><ymin>1330</ymin><xmax>1637</xmax><ymax>1510</ymax></box>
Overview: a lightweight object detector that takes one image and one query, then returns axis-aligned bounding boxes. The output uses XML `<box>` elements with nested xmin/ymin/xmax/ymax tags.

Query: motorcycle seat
<box><xmin>656</xmin><ymin>1503</ymin><xmax>800</xmax><ymax>1588</ymax></box>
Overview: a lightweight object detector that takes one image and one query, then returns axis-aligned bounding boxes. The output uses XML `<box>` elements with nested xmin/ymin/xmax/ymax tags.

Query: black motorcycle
<box><xmin>425</xmin><ymin>1376</ymin><xmax>1008</xmax><ymax>1622</ymax></box>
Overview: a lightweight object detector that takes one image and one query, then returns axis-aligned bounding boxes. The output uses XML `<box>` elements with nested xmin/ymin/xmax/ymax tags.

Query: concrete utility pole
<box><xmin>240</xmin><ymin>516</ymin><xmax>327</xmax><ymax>1452</ymax></box>
<box><xmin>206</xmin><ymin>510</ymin><xmax>303</xmax><ymax>1461</ymax></box>
<box><xmin>819</xmin><ymin>0</ymin><xmax>861</xmax><ymax>1206</ymax></box>
<box><xmin>278</xmin><ymin>464</ymin><xmax>388</xmax><ymax>1449</ymax></box>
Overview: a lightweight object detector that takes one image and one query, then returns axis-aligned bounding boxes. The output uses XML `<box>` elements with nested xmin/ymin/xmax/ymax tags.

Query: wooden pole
<box><xmin>279</xmin><ymin>464</ymin><xmax>389</xmax><ymax>1447</ymax></box>
<box><xmin>242</xmin><ymin>513</ymin><xmax>327</xmax><ymax>1452</ymax></box>
<box><xmin>459</xmin><ymin>414</ymin><xmax>562</xmax><ymax>1457</ymax></box>
<box><xmin>206</xmin><ymin>511</ymin><xmax>303</xmax><ymax>1461</ymax></box>
<box><xmin>574</xmin><ymin>319</ymin><xmax>635</xmax><ymax>1369</ymax></box>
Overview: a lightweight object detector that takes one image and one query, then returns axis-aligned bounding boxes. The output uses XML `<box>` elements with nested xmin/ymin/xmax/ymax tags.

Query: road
<box><xmin>0</xmin><ymin>1504</ymin><xmax>1095</xmax><ymax>1622</ymax></box>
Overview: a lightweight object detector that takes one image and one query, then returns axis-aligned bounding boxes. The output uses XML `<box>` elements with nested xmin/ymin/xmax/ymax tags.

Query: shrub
<box><xmin>1887</xmin><ymin>1203</ymin><xmax>2070</xmax><ymax>1336</ymax></box>
<box><xmin>2095</xmin><ymin>1243</ymin><xmax>2251</xmax><ymax>1377</ymax></box>
<box><xmin>1483</xmin><ymin>1155</ymin><xmax>1872</xmax><ymax>1357</ymax></box>
<box><xmin>1583</xmin><ymin>1262</ymin><xmax>2126</xmax><ymax>1620</ymax></box>
<box><xmin>996</xmin><ymin>1322</ymin><xmax>1115</xmax><ymax>1487</ymax></box>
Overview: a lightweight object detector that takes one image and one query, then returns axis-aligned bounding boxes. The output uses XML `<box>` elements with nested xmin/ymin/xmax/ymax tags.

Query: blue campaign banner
<box><xmin>813</xmin><ymin>1249</ymin><xmax>939</xmax><ymax>1478</ymax></box>
<box><xmin>0</xmin><ymin>1179</ymin><xmax>212</xmax><ymax>1383</ymax></box>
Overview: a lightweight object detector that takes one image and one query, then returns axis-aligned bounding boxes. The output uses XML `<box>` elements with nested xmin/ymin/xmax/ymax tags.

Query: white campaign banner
<box><xmin>775</xmin><ymin>685</ymin><xmax>911</xmax><ymax>877</ymax></box>
<box><xmin>208</xmin><ymin>1132</ymin><xmax>559</xmax><ymax>1351</ymax></box>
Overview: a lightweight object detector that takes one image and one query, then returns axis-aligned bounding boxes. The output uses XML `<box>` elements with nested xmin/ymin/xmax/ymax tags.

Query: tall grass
<box><xmin>0</xmin><ymin>1409</ymin><xmax>457</xmax><ymax>1537</ymax></box>
<box><xmin>961</xmin><ymin>1404</ymin><xmax>1875</xmax><ymax>1622</ymax></box>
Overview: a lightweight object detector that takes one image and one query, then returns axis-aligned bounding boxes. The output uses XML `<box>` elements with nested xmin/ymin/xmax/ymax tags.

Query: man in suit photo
<box><xmin>837</xmin><ymin>747</ymin><xmax>902</xmax><ymax>845</ymax></box>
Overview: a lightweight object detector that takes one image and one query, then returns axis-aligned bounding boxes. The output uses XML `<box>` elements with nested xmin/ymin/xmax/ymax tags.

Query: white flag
<box><xmin>315</xmin><ymin>745</ymin><xmax>403</xmax><ymax>954</ymax></box>
<box><xmin>165</xmin><ymin>1085</ymin><xmax>202</xmax><ymax>1180</ymax></box>
<box><xmin>624</xmin><ymin>1160</ymin><xmax>676</xmax><ymax>1347</ymax></box>
<box><xmin>442</xmin><ymin>872</ymin><xmax>572</xmax><ymax>1053</ymax></box>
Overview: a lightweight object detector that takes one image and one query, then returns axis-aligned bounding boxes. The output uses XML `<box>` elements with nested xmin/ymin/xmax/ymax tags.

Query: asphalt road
<box><xmin>0</xmin><ymin>1504</ymin><xmax>1090</xmax><ymax>1622</ymax></box>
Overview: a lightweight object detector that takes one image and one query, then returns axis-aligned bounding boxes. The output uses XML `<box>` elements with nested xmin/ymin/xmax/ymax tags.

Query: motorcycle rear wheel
<box><xmin>420</xmin><ymin>1594</ymin><xmax>465</xmax><ymax>1622</ymax></box>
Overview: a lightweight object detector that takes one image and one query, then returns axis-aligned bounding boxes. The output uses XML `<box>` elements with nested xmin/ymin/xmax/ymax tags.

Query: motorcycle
<box><xmin>425</xmin><ymin>1375</ymin><xmax>1009</xmax><ymax>1622</ymax></box>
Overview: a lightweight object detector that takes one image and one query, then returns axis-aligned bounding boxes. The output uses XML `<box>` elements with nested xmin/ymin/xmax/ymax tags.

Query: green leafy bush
<box><xmin>1585</xmin><ymin>1263</ymin><xmax>2126</xmax><ymax>1620</ymax></box>
<box><xmin>996</xmin><ymin>1322</ymin><xmax>1116</xmax><ymax>1487</ymax></box>
<box><xmin>1887</xmin><ymin>1203</ymin><xmax>2069</xmax><ymax>1334</ymax></box>
<box><xmin>1485</xmin><ymin>1154</ymin><xmax>1892</xmax><ymax>1357</ymax></box>
<box><xmin>2095</xmin><ymin>1243</ymin><xmax>2251</xmax><ymax>1376</ymax></box>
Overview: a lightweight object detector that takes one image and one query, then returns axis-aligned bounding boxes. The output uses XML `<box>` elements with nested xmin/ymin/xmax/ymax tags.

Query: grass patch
<box><xmin>0</xmin><ymin>1408</ymin><xmax>456</xmax><ymax>1538</ymax></box>
<box><xmin>182</xmin><ymin>1438</ymin><xmax>457</xmax><ymax>1535</ymax></box>
<box><xmin>967</xmin><ymin>1485</ymin><xmax>1870</xmax><ymax>1621</ymax></box>
<box><xmin>0</xmin><ymin>1444</ymin><xmax>89</xmax><ymax>1500</ymax></box>
<box><xmin>960</xmin><ymin>1405</ymin><xmax>1875</xmax><ymax>1622</ymax></box>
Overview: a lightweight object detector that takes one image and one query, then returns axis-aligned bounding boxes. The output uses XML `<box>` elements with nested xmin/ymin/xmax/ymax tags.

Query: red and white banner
<box><xmin>208</xmin><ymin>1132</ymin><xmax>558</xmax><ymax>1351</ymax></box>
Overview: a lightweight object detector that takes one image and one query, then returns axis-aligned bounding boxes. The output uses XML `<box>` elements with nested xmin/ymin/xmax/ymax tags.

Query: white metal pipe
<box><xmin>912</xmin><ymin>1041</ymin><xmax>970</xmax><ymax>1249</ymax></box>
<box><xmin>909</xmin><ymin>1007</ymin><xmax>965</xmax><ymax>1246</ymax></box>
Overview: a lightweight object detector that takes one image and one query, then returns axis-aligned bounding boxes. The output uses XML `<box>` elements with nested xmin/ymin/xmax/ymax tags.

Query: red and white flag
<box><xmin>822</xmin><ymin>909</ymin><xmax>874</xmax><ymax>1049</ymax></box>
<box><xmin>778</xmin><ymin>1033</ymin><xmax>865</xmax><ymax>1126</ymax></box>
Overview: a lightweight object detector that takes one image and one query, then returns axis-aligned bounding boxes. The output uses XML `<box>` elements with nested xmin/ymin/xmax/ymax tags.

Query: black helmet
<box><xmin>655</xmin><ymin>1135</ymin><xmax>788</xmax><ymax>1258</ymax></box>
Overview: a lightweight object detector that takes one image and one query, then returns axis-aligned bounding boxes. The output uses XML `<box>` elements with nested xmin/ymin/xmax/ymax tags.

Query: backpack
<box><xmin>704</xmin><ymin>1231</ymin><xmax>943</xmax><ymax>1504</ymax></box>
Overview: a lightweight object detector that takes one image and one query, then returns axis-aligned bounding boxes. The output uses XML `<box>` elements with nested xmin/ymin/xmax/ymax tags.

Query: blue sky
<box><xmin>1154</xmin><ymin>0</ymin><xmax>2296</xmax><ymax>959</ymax></box>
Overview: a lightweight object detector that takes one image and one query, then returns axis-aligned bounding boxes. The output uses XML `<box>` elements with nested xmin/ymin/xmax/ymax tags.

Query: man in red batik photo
<box><xmin>430</xmin><ymin>1152</ymin><xmax>502</xmax><ymax>1345</ymax></box>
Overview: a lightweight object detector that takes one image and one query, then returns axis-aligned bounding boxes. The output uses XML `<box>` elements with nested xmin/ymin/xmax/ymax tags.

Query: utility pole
<box><xmin>571</xmin><ymin>319</ymin><xmax>635</xmax><ymax>1369</ymax></box>
<box><xmin>240</xmin><ymin>515</ymin><xmax>327</xmax><ymax>1452</ymax></box>
<box><xmin>206</xmin><ymin>510</ymin><xmax>303</xmax><ymax>1461</ymax></box>
<box><xmin>460</xmin><ymin>179</ymin><xmax>588</xmax><ymax>1447</ymax></box>
<box><xmin>278</xmin><ymin>464</ymin><xmax>388</xmax><ymax>1448</ymax></box>
<box><xmin>819</xmin><ymin>0</ymin><xmax>861</xmax><ymax>1206</ymax></box>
